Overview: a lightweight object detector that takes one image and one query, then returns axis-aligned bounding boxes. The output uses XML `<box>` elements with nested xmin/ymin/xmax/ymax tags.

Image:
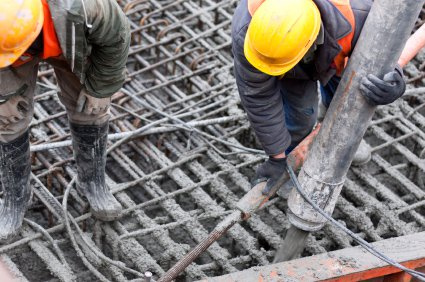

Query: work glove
<box><xmin>0</xmin><ymin>95</ymin><xmax>30</xmax><ymax>128</ymax></box>
<box><xmin>76</xmin><ymin>88</ymin><xmax>110</xmax><ymax>115</ymax></box>
<box><xmin>359</xmin><ymin>65</ymin><xmax>406</xmax><ymax>106</ymax></box>
<box><xmin>252</xmin><ymin>157</ymin><xmax>288</xmax><ymax>195</ymax></box>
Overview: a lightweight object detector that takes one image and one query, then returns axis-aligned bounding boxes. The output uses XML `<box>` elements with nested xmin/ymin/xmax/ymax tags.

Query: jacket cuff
<box><xmin>395</xmin><ymin>64</ymin><xmax>404</xmax><ymax>77</ymax></box>
<box><xmin>262</xmin><ymin>135</ymin><xmax>291</xmax><ymax>157</ymax></box>
<box><xmin>84</xmin><ymin>79</ymin><xmax>121</xmax><ymax>99</ymax></box>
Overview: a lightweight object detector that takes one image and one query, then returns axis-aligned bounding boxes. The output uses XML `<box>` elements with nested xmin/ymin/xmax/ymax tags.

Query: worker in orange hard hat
<box><xmin>232</xmin><ymin>0</ymin><xmax>406</xmax><ymax>198</ymax></box>
<box><xmin>0</xmin><ymin>0</ymin><xmax>130</xmax><ymax>241</ymax></box>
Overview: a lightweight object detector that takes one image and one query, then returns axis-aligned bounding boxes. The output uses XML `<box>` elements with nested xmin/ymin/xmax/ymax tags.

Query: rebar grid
<box><xmin>0</xmin><ymin>1</ymin><xmax>424</xmax><ymax>281</ymax></box>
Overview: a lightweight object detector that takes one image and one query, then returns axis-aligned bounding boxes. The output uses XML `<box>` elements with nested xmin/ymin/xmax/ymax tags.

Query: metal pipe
<box><xmin>157</xmin><ymin>179</ymin><xmax>287</xmax><ymax>282</ymax></box>
<box><xmin>144</xmin><ymin>271</ymin><xmax>153</xmax><ymax>282</ymax></box>
<box><xmin>287</xmin><ymin>0</ymin><xmax>424</xmax><ymax>233</ymax></box>
<box><xmin>156</xmin><ymin>128</ymin><xmax>318</xmax><ymax>282</ymax></box>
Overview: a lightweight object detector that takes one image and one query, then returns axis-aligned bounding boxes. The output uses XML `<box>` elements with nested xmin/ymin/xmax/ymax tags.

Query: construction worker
<box><xmin>232</xmin><ymin>0</ymin><xmax>406</xmax><ymax>194</ymax></box>
<box><xmin>0</xmin><ymin>0</ymin><xmax>130</xmax><ymax>240</ymax></box>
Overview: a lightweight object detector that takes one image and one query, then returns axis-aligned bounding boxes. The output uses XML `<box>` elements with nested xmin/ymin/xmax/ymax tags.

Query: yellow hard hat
<box><xmin>0</xmin><ymin>0</ymin><xmax>44</xmax><ymax>68</ymax></box>
<box><xmin>244</xmin><ymin>0</ymin><xmax>321</xmax><ymax>76</ymax></box>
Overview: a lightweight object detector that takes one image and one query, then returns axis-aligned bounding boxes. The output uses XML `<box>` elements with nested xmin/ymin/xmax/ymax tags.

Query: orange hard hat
<box><xmin>0</xmin><ymin>0</ymin><xmax>44</xmax><ymax>68</ymax></box>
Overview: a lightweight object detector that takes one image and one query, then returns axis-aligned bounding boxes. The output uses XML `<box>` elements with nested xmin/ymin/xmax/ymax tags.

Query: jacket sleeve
<box><xmin>83</xmin><ymin>0</ymin><xmax>131</xmax><ymax>98</ymax></box>
<box><xmin>232</xmin><ymin>25</ymin><xmax>291</xmax><ymax>156</ymax></box>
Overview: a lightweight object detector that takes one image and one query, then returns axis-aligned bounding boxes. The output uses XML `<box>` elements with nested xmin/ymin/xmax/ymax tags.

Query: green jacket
<box><xmin>47</xmin><ymin>0</ymin><xmax>131</xmax><ymax>98</ymax></box>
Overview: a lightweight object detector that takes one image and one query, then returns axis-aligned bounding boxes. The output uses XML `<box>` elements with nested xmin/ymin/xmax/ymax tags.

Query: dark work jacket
<box><xmin>46</xmin><ymin>0</ymin><xmax>131</xmax><ymax>98</ymax></box>
<box><xmin>232</xmin><ymin>0</ymin><xmax>372</xmax><ymax>156</ymax></box>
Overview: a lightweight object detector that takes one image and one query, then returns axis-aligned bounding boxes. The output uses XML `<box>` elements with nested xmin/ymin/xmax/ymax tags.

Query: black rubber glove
<box><xmin>252</xmin><ymin>157</ymin><xmax>287</xmax><ymax>195</ymax></box>
<box><xmin>359</xmin><ymin>65</ymin><xmax>406</xmax><ymax>106</ymax></box>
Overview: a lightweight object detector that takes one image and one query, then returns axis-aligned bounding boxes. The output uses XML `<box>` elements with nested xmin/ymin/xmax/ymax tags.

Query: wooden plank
<box><xmin>198</xmin><ymin>232</ymin><xmax>425</xmax><ymax>282</ymax></box>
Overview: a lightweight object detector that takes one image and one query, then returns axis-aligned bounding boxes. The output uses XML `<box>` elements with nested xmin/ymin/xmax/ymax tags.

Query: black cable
<box><xmin>287</xmin><ymin>165</ymin><xmax>425</xmax><ymax>281</ymax></box>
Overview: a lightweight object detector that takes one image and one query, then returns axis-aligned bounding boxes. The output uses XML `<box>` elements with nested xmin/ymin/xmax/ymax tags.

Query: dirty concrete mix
<box><xmin>1</xmin><ymin>0</ymin><xmax>424</xmax><ymax>281</ymax></box>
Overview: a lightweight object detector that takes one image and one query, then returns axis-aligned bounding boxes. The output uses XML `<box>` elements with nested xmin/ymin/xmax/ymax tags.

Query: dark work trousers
<box><xmin>281</xmin><ymin>78</ymin><xmax>318</xmax><ymax>155</ymax></box>
<box><xmin>320</xmin><ymin>75</ymin><xmax>341</xmax><ymax>108</ymax></box>
<box><xmin>284</xmin><ymin>75</ymin><xmax>342</xmax><ymax>155</ymax></box>
<box><xmin>0</xmin><ymin>56</ymin><xmax>110</xmax><ymax>143</ymax></box>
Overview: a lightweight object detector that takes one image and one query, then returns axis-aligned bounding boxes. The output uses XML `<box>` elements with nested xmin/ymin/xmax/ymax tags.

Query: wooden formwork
<box><xmin>200</xmin><ymin>232</ymin><xmax>425</xmax><ymax>282</ymax></box>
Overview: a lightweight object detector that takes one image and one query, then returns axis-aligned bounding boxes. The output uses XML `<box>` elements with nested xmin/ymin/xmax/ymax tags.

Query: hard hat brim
<box><xmin>0</xmin><ymin>2</ymin><xmax>44</xmax><ymax>68</ymax></box>
<box><xmin>244</xmin><ymin>32</ymin><xmax>295</xmax><ymax>76</ymax></box>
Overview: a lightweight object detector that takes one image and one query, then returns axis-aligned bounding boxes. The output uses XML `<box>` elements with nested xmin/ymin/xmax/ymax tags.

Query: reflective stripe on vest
<box><xmin>247</xmin><ymin>0</ymin><xmax>356</xmax><ymax>76</ymax></box>
<box><xmin>41</xmin><ymin>0</ymin><xmax>62</xmax><ymax>59</ymax></box>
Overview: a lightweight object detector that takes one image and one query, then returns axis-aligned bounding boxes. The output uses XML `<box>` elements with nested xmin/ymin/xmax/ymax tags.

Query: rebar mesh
<box><xmin>0</xmin><ymin>1</ymin><xmax>424</xmax><ymax>281</ymax></box>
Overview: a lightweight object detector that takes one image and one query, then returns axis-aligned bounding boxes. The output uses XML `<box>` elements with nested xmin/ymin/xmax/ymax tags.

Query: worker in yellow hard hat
<box><xmin>0</xmin><ymin>0</ymin><xmax>130</xmax><ymax>241</ymax></box>
<box><xmin>232</xmin><ymin>0</ymin><xmax>406</xmax><ymax>197</ymax></box>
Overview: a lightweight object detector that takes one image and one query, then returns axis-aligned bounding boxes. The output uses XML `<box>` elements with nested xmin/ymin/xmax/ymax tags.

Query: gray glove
<box><xmin>253</xmin><ymin>157</ymin><xmax>287</xmax><ymax>195</ymax></box>
<box><xmin>359</xmin><ymin>65</ymin><xmax>406</xmax><ymax>106</ymax></box>
<box><xmin>76</xmin><ymin>88</ymin><xmax>110</xmax><ymax>115</ymax></box>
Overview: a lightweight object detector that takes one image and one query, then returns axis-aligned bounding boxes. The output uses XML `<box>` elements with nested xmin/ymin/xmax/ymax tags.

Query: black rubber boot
<box><xmin>70</xmin><ymin>122</ymin><xmax>122</xmax><ymax>221</ymax></box>
<box><xmin>0</xmin><ymin>131</ymin><xmax>32</xmax><ymax>242</ymax></box>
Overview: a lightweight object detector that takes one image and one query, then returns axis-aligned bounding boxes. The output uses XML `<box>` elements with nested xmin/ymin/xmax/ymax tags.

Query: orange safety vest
<box><xmin>330</xmin><ymin>0</ymin><xmax>355</xmax><ymax>76</ymax></box>
<box><xmin>41</xmin><ymin>0</ymin><xmax>62</xmax><ymax>59</ymax></box>
<box><xmin>247</xmin><ymin>0</ymin><xmax>355</xmax><ymax>76</ymax></box>
<box><xmin>12</xmin><ymin>0</ymin><xmax>62</xmax><ymax>67</ymax></box>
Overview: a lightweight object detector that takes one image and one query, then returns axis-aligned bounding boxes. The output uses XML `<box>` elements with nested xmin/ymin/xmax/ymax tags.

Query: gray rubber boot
<box><xmin>352</xmin><ymin>139</ymin><xmax>372</xmax><ymax>166</ymax></box>
<box><xmin>0</xmin><ymin>131</ymin><xmax>32</xmax><ymax>242</ymax></box>
<box><xmin>70</xmin><ymin>122</ymin><xmax>122</xmax><ymax>221</ymax></box>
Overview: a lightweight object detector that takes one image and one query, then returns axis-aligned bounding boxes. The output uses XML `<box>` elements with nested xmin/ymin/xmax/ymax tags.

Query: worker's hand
<box><xmin>76</xmin><ymin>88</ymin><xmax>110</xmax><ymax>115</ymax></box>
<box><xmin>0</xmin><ymin>96</ymin><xmax>30</xmax><ymax>128</ymax></box>
<box><xmin>253</xmin><ymin>157</ymin><xmax>287</xmax><ymax>195</ymax></box>
<box><xmin>360</xmin><ymin>65</ymin><xmax>406</xmax><ymax>106</ymax></box>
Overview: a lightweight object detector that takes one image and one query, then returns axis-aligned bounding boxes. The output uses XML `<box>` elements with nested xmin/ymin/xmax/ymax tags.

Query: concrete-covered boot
<box><xmin>70</xmin><ymin>122</ymin><xmax>122</xmax><ymax>221</ymax></box>
<box><xmin>352</xmin><ymin>139</ymin><xmax>372</xmax><ymax>166</ymax></box>
<box><xmin>0</xmin><ymin>131</ymin><xmax>32</xmax><ymax>242</ymax></box>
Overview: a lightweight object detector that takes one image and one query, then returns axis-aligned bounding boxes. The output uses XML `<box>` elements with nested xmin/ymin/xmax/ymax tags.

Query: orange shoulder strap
<box><xmin>41</xmin><ymin>0</ymin><xmax>62</xmax><ymax>59</ymax></box>
<box><xmin>329</xmin><ymin>0</ymin><xmax>356</xmax><ymax>76</ymax></box>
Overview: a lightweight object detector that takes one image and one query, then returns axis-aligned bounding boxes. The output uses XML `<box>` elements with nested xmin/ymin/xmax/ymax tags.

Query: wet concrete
<box><xmin>272</xmin><ymin>225</ymin><xmax>309</xmax><ymax>263</ymax></box>
<box><xmin>0</xmin><ymin>1</ymin><xmax>424</xmax><ymax>281</ymax></box>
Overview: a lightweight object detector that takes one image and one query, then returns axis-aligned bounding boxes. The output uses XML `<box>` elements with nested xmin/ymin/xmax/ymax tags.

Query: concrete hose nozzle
<box><xmin>287</xmin><ymin>168</ymin><xmax>344</xmax><ymax>232</ymax></box>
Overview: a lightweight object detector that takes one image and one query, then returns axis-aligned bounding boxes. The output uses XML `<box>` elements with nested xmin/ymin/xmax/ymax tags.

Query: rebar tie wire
<box><xmin>287</xmin><ymin>165</ymin><xmax>425</xmax><ymax>281</ymax></box>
